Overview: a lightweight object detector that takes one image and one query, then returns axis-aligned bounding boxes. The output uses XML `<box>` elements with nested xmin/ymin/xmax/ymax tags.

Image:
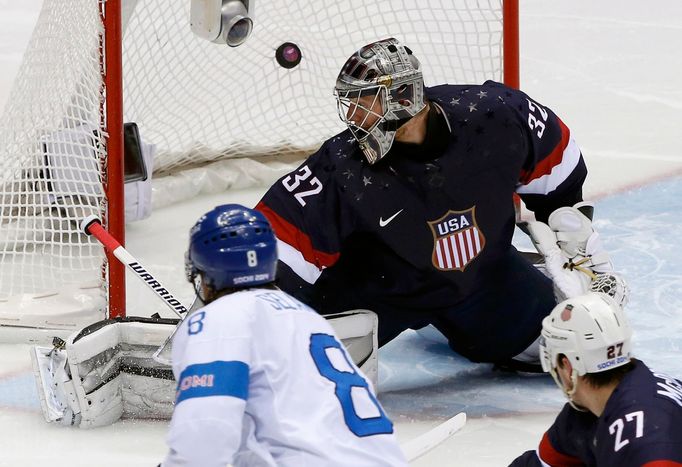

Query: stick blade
<box><xmin>402</xmin><ymin>412</ymin><xmax>467</xmax><ymax>462</ymax></box>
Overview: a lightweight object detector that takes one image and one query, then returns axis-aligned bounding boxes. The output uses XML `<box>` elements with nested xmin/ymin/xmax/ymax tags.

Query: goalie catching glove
<box><xmin>522</xmin><ymin>201</ymin><xmax>628</xmax><ymax>307</ymax></box>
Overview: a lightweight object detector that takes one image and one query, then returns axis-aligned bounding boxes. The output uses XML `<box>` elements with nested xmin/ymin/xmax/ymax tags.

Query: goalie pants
<box><xmin>374</xmin><ymin>248</ymin><xmax>556</xmax><ymax>364</ymax></box>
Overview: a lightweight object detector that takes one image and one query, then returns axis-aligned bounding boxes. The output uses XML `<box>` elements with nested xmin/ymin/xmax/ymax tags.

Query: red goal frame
<box><xmin>102</xmin><ymin>0</ymin><xmax>520</xmax><ymax>318</ymax></box>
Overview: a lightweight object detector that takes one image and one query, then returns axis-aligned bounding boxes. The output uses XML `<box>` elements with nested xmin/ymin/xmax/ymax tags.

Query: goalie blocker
<box><xmin>31</xmin><ymin>309</ymin><xmax>379</xmax><ymax>428</ymax></box>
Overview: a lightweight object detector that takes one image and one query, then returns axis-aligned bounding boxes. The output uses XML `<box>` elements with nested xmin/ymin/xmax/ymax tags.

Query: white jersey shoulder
<box><xmin>163</xmin><ymin>288</ymin><xmax>407</xmax><ymax>467</ymax></box>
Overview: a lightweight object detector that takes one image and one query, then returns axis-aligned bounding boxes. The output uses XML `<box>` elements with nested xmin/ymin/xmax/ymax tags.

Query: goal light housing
<box><xmin>190</xmin><ymin>0</ymin><xmax>254</xmax><ymax>47</ymax></box>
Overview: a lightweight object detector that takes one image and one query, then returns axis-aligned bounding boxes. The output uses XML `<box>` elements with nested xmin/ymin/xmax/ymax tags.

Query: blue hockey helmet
<box><xmin>186</xmin><ymin>204</ymin><xmax>277</xmax><ymax>295</ymax></box>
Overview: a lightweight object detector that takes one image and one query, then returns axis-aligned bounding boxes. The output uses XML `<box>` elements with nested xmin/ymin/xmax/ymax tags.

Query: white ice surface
<box><xmin>2</xmin><ymin>1</ymin><xmax>682</xmax><ymax>466</ymax></box>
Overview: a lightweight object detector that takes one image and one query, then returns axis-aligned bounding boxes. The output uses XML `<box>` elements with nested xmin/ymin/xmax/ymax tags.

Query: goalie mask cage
<box><xmin>0</xmin><ymin>0</ymin><xmax>519</xmax><ymax>341</ymax></box>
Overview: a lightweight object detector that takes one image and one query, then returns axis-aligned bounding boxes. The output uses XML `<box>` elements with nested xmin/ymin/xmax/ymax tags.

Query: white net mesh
<box><xmin>0</xmin><ymin>0</ymin><xmax>508</xmax><ymax>322</ymax></box>
<box><xmin>0</xmin><ymin>0</ymin><xmax>106</xmax><ymax>303</ymax></box>
<box><xmin>125</xmin><ymin>0</ymin><xmax>506</xmax><ymax>174</ymax></box>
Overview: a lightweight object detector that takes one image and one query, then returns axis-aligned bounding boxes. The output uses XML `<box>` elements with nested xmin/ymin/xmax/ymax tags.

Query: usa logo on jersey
<box><xmin>428</xmin><ymin>207</ymin><xmax>485</xmax><ymax>271</ymax></box>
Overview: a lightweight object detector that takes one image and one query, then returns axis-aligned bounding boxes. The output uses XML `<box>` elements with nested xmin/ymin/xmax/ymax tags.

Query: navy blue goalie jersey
<box><xmin>256</xmin><ymin>81</ymin><xmax>586</xmax><ymax>323</ymax></box>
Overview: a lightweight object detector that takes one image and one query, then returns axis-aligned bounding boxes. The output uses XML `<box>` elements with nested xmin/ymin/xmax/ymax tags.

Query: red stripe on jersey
<box><xmin>520</xmin><ymin>117</ymin><xmax>571</xmax><ymax>185</ymax></box>
<box><xmin>642</xmin><ymin>462</ymin><xmax>682</xmax><ymax>467</ymax></box>
<box><xmin>256</xmin><ymin>201</ymin><xmax>340</xmax><ymax>269</ymax></box>
<box><xmin>538</xmin><ymin>431</ymin><xmax>583</xmax><ymax>466</ymax></box>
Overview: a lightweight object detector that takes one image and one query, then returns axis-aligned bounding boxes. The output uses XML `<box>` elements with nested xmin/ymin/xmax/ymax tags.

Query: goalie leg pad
<box><xmin>325</xmin><ymin>309</ymin><xmax>379</xmax><ymax>390</ymax></box>
<box><xmin>31</xmin><ymin>345</ymin><xmax>82</xmax><ymax>426</ymax></box>
<box><xmin>32</xmin><ymin>341</ymin><xmax>123</xmax><ymax>428</ymax></box>
<box><xmin>31</xmin><ymin>317</ymin><xmax>178</xmax><ymax>428</ymax></box>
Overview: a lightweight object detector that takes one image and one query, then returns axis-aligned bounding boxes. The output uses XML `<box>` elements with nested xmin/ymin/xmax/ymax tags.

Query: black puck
<box><xmin>275</xmin><ymin>42</ymin><xmax>302</xmax><ymax>69</ymax></box>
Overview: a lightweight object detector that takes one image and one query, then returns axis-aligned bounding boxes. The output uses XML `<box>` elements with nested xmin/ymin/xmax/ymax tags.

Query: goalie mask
<box><xmin>334</xmin><ymin>38</ymin><xmax>426</xmax><ymax>164</ymax></box>
<box><xmin>185</xmin><ymin>204</ymin><xmax>277</xmax><ymax>300</ymax></box>
<box><xmin>539</xmin><ymin>292</ymin><xmax>632</xmax><ymax>408</ymax></box>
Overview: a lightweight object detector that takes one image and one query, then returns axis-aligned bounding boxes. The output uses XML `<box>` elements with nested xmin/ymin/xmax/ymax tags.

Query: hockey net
<box><xmin>0</xmin><ymin>0</ymin><xmax>517</xmax><ymax>339</ymax></box>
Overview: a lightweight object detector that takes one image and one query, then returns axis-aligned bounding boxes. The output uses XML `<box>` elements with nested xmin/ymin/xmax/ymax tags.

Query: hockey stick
<box><xmin>402</xmin><ymin>412</ymin><xmax>467</xmax><ymax>462</ymax></box>
<box><xmin>80</xmin><ymin>215</ymin><xmax>188</xmax><ymax>318</ymax></box>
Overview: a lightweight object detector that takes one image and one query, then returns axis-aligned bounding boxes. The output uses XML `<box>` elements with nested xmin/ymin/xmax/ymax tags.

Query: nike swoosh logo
<box><xmin>379</xmin><ymin>209</ymin><xmax>404</xmax><ymax>227</ymax></box>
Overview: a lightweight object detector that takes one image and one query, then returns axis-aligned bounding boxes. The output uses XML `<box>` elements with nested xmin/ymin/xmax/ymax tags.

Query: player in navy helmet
<box><xmin>510</xmin><ymin>292</ymin><xmax>682</xmax><ymax>466</ymax></box>
<box><xmin>184</xmin><ymin>203</ymin><xmax>278</xmax><ymax>302</ymax></box>
<box><xmin>162</xmin><ymin>204</ymin><xmax>407</xmax><ymax>467</ymax></box>
<box><xmin>256</xmin><ymin>37</ymin><xmax>627</xmax><ymax>370</ymax></box>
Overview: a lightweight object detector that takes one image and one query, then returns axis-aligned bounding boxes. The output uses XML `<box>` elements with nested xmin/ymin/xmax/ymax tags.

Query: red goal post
<box><xmin>0</xmin><ymin>0</ymin><xmax>519</xmax><ymax>339</ymax></box>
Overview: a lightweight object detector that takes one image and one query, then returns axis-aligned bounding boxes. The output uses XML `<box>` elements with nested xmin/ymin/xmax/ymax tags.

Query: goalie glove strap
<box><xmin>563</xmin><ymin>258</ymin><xmax>598</xmax><ymax>281</ymax></box>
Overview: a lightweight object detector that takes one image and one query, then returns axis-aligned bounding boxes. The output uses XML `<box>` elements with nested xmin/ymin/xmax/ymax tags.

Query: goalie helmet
<box><xmin>185</xmin><ymin>204</ymin><xmax>277</xmax><ymax>297</ymax></box>
<box><xmin>334</xmin><ymin>37</ymin><xmax>426</xmax><ymax>164</ymax></box>
<box><xmin>539</xmin><ymin>292</ymin><xmax>632</xmax><ymax>402</ymax></box>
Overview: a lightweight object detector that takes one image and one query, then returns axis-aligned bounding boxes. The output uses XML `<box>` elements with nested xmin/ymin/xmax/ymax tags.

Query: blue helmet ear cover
<box><xmin>187</xmin><ymin>204</ymin><xmax>277</xmax><ymax>290</ymax></box>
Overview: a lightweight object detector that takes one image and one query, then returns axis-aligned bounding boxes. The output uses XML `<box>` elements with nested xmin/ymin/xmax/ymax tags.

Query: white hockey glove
<box><xmin>31</xmin><ymin>317</ymin><xmax>177</xmax><ymax>428</ymax></box>
<box><xmin>523</xmin><ymin>201</ymin><xmax>628</xmax><ymax>306</ymax></box>
<box><xmin>548</xmin><ymin>201</ymin><xmax>613</xmax><ymax>274</ymax></box>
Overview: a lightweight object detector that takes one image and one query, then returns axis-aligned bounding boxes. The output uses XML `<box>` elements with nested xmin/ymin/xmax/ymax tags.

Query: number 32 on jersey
<box><xmin>282</xmin><ymin>165</ymin><xmax>323</xmax><ymax>207</ymax></box>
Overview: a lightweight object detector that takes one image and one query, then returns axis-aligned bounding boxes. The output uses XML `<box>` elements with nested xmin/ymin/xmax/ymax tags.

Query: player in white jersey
<box><xmin>161</xmin><ymin>204</ymin><xmax>407</xmax><ymax>467</ymax></box>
